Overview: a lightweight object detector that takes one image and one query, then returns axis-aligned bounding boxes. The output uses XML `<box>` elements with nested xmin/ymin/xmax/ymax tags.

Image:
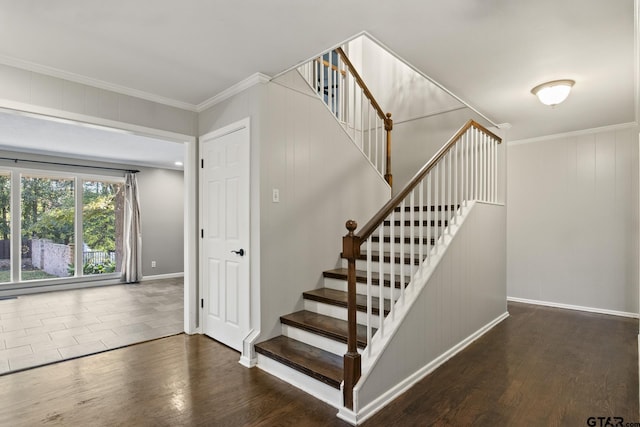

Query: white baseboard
<box><xmin>344</xmin><ymin>311</ymin><xmax>510</xmax><ymax>425</ymax></box>
<box><xmin>507</xmin><ymin>296</ymin><xmax>639</xmax><ymax>319</ymax></box>
<box><xmin>141</xmin><ymin>272</ymin><xmax>184</xmax><ymax>281</ymax></box>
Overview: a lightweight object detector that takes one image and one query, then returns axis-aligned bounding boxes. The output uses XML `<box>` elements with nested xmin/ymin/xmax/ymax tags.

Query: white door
<box><xmin>200</xmin><ymin>122</ymin><xmax>250</xmax><ymax>352</ymax></box>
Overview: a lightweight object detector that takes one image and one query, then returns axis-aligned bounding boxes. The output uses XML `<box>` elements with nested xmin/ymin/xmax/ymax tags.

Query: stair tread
<box><xmin>370</xmin><ymin>235</ymin><xmax>436</xmax><ymax>245</ymax></box>
<box><xmin>394</xmin><ymin>204</ymin><xmax>459</xmax><ymax>212</ymax></box>
<box><xmin>303</xmin><ymin>287</ymin><xmax>391</xmax><ymax>316</ymax></box>
<box><xmin>341</xmin><ymin>250</ymin><xmax>423</xmax><ymax>265</ymax></box>
<box><xmin>255</xmin><ymin>335</ymin><xmax>343</xmax><ymax>389</ymax></box>
<box><xmin>383</xmin><ymin>219</ymin><xmax>448</xmax><ymax>226</ymax></box>
<box><xmin>323</xmin><ymin>268</ymin><xmax>406</xmax><ymax>288</ymax></box>
<box><xmin>281</xmin><ymin>310</ymin><xmax>372</xmax><ymax>348</ymax></box>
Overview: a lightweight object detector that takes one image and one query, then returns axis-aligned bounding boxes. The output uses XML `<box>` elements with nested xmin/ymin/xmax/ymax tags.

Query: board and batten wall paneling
<box><xmin>0</xmin><ymin>63</ymin><xmax>197</xmax><ymax>136</ymax></box>
<box><xmin>507</xmin><ymin>127</ymin><xmax>639</xmax><ymax>315</ymax></box>
<box><xmin>355</xmin><ymin>202</ymin><xmax>507</xmax><ymax>412</ymax></box>
<box><xmin>198</xmin><ymin>72</ymin><xmax>390</xmax><ymax>343</ymax></box>
<box><xmin>259</xmin><ymin>71</ymin><xmax>390</xmax><ymax>340</ymax></box>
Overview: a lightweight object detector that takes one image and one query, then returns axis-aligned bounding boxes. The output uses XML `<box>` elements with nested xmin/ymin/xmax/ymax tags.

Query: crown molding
<box><xmin>508</xmin><ymin>121</ymin><xmax>639</xmax><ymax>146</ymax></box>
<box><xmin>196</xmin><ymin>73</ymin><xmax>271</xmax><ymax>112</ymax></box>
<box><xmin>0</xmin><ymin>54</ymin><xmax>199</xmax><ymax>112</ymax></box>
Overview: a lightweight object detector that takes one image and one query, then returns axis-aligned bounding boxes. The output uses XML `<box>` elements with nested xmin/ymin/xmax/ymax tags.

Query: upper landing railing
<box><xmin>298</xmin><ymin>46</ymin><xmax>394</xmax><ymax>187</ymax></box>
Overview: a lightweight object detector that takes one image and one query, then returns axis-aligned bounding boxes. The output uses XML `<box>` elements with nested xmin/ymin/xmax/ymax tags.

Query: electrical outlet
<box><xmin>272</xmin><ymin>188</ymin><xmax>280</xmax><ymax>203</ymax></box>
<box><xmin>151</xmin><ymin>260</ymin><xmax>157</xmax><ymax>268</ymax></box>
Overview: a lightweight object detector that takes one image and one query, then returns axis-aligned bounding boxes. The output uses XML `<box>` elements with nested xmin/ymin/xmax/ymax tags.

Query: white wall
<box><xmin>353</xmin><ymin>202</ymin><xmax>507</xmax><ymax>416</ymax></box>
<box><xmin>198</xmin><ymin>71</ymin><xmax>391</xmax><ymax>343</ymax></box>
<box><xmin>346</xmin><ymin>37</ymin><xmax>495</xmax><ymax>192</ymax></box>
<box><xmin>260</xmin><ymin>72</ymin><xmax>390</xmax><ymax>339</ymax></box>
<box><xmin>0</xmin><ymin>63</ymin><xmax>197</xmax><ymax>136</ymax></box>
<box><xmin>507</xmin><ymin>125</ymin><xmax>639</xmax><ymax>315</ymax></box>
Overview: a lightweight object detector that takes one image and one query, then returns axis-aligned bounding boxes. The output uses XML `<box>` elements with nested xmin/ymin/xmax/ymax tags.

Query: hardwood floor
<box><xmin>0</xmin><ymin>302</ymin><xmax>636</xmax><ymax>426</ymax></box>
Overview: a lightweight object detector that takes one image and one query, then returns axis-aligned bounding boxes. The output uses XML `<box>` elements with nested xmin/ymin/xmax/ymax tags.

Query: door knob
<box><xmin>231</xmin><ymin>249</ymin><xmax>245</xmax><ymax>256</ymax></box>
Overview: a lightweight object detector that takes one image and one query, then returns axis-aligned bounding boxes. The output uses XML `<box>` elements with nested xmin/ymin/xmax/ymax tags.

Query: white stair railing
<box><xmin>342</xmin><ymin>119</ymin><xmax>502</xmax><ymax>409</ymax></box>
<box><xmin>298</xmin><ymin>46</ymin><xmax>394</xmax><ymax>186</ymax></box>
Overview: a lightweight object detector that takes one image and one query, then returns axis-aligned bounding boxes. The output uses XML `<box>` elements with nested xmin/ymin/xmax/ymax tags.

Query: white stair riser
<box><xmin>342</xmin><ymin>258</ymin><xmax>422</xmax><ymax>275</ymax></box>
<box><xmin>323</xmin><ymin>277</ymin><xmax>400</xmax><ymax>301</ymax></box>
<box><xmin>371</xmin><ymin>242</ymin><xmax>433</xmax><ymax>254</ymax></box>
<box><xmin>381</xmin><ymin>225</ymin><xmax>447</xmax><ymax>237</ymax></box>
<box><xmin>304</xmin><ymin>299</ymin><xmax>381</xmax><ymax>326</ymax></box>
<box><xmin>282</xmin><ymin>324</ymin><xmax>346</xmax><ymax>356</ymax></box>
<box><xmin>257</xmin><ymin>354</ymin><xmax>342</xmax><ymax>409</ymax></box>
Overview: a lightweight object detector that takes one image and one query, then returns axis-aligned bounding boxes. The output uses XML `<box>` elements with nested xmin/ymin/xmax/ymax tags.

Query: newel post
<box><xmin>384</xmin><ymin>112</ymin><xmax>393</xmax><ymax>188</ymax></box>
<box><xmin>342</xmin><ymin>220</ymin><xmax>361</xmax><ymax>410</ymax></box>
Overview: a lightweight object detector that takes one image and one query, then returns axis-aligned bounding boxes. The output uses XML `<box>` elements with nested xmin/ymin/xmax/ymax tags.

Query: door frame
<box><xmin>198</xmin><ymin>117</ymin><xmax>258</xmax><ymax>365</ymax></box>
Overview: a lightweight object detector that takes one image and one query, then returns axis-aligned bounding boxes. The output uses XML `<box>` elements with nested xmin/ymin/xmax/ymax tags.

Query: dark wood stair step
<box><xmin>394</xmin><ymin>204</ymin><xmax>459</xmax><ymax>212</ymax></box>
<box><xmin>323</xmin><ymin>268</ymin><xmax>406</xmax><ymax>289</ymax></box>
<box><xmin>370</xmin><ymin>235</ymin><xmax>436</xmax><ymax>246</ymax></box>
<box><xmin>254</xmin><ymin>335</ymin><xmax>342</xmax><ymax>389</ymax></box>
<box><xmin>383</xmin><ymin>219</ymin><xmax>448</xmax><ymax>227</ymax></box>
<box><xmin>281</xmin><ymin>310</ymin><xmax>372</xmax><ymax>348</ymax></box>
<box><xmin>303</xmin><ymin>288</ymin><xmax>391</xmax><ymax>316</ymax></box>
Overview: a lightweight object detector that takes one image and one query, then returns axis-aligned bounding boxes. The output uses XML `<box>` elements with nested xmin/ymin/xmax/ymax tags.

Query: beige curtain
<box><xmin>122</xmin><ymin>172</ymin><xmax>142</xmax><ymax>283</ymax></box>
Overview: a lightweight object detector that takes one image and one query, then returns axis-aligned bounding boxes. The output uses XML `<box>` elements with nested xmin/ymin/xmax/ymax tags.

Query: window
<box><xmin>82</xmin><ymin>180</ymin><xmax>124</xmax><ymax>275</ymax></box>
<box><xmin>0</xmin><ymin>168</ymin><xmax>125</xmax><ymax>286</ymax></box>
<box><xmin>21</xmin><ymin>175</ymin><xmax>75</xmax><ymax>280</ymax></box>
<box><xmin>0</xmin><ymin>173</ymin><xmax>10</xmax><ymax>283</ymax></box>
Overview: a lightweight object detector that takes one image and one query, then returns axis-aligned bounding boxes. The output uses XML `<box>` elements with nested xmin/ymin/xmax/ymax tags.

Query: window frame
<box><xmin>0</xmin><ymin>165</ymin><xmax>125</xmax><ymax>289</ymax></box>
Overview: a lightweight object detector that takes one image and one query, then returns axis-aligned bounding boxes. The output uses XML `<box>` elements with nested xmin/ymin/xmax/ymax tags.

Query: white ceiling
<box><xmin>0</xmin><ymin>0</ymin><xmax>636</xmax><ymax>146</ymax></box>
<box><xmin>0</xmin><ymin>110</ymin><xmax>184</xmax><ymax>169</ymax></box>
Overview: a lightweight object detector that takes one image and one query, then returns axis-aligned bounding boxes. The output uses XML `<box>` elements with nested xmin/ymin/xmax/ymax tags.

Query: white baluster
<box><xmin>433</xmin><ymin>164</ymin><xmax>439</xmax><ymax>254</ymax></box>
<box><xmin>419</xmin><ymin>180</ymin><xmax>424</xmax><ymax>264</ymax></box>
<box><xmin>366</xmin><ymin>236</ymin><xmax>372</xmax><ymax>356</ymax></box>
<box><xmin>378</xmin><ymin>222</ymin><xmax>384</xmax><ymax>338</ymax></box>
<box><xmin>399</xmin><ymin>200</ymin><xmax>405</xmax><ymax>307</ymax></box>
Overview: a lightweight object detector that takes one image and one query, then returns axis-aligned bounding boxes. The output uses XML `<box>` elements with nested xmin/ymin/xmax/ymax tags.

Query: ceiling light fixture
<box><xmin>531</xmin><ymin>79</ymin><xmax>575</xmax><ymax>106</ymax></box>
<box><xmin>174</xmin><ymin>161</ymin><xmax>183</xmax><ymax>166</ymax></box>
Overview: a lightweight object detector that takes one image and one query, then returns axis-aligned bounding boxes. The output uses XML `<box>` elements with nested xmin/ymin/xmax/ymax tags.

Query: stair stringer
<box><xmin>338</xmin><ymin>201</ymin><xmax>508</xmax><ymax>425</ymax></box>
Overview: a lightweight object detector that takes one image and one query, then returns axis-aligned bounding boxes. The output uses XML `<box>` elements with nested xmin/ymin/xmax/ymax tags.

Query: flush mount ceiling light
<box><xmin>531</xmin><ymin>79</ymin><xmax>575</xmax><ymax>106</ymax></box>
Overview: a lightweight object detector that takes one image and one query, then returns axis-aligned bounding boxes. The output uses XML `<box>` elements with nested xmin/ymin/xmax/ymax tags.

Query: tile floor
<box><xmin>0</xmin><ymin>277</ymin><xmax>183</xmax><ymax>374</ymax></box>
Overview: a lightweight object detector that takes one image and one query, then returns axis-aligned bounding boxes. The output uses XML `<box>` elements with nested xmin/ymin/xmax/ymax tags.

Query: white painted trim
<box><xmin>393</xmin><ymin>106</ymin><xmax>469</xmax><ymax>126</ymax></box>
<box><xmin>184</xmin><ymin>139</ymin><xmax>199</xmax><ymax>335</ymax></box>
<box><xmin>341</xmin><ymin>311</ymin><xmax>510</xmax><ymax>425</ymax></box>
<box><xmin>360</xmin><ymin>32</ymin><xmax>499</xmax><ymax>128</ymax></box>
<box><xmin>0</xmin><ymin>277</ymin><xmax>122</xmax><ymax>298</ymax></box>
<box><xmin>634</xmin><ymin>0</ymin><xmax>639</xmax><ymax>124</ymax></box>
<box><xmin>0</xmin><ymin>103</ymin><xmax>196</xmax><ymax>144</ymax></box>
<box><xmin>256</xmin><ymin>354</ymin><xmax>342</xmax><ymax>409</ymax></box>
<box><xmin>272</xmin><ymin>31</ymin><xmax>497</xmax><ymax>129</ymax></box>
<box><xmin>196</xmin><ymin>73</ymin><xmax>271</xmax><ymax>112</ymax></box>
<box><xmin>239</xmin><ymin>329</ymin><xmax>261</xmax><ymax>368</ymax></box>
<box><xmin>507</xmin><ymin>297</ymin><xmax>640</xmax><ymax>319</ymax></box>
<box><xmin>140</xmin><ymin>272</ymin><xmax>184</xmax><ymax>281</ymax></box>
<box><xmin>507</xmin><ymin>121</ymin><xmax>639</xmax><ymax>146</ymax></box>
<box><xmin>0</xmin><ymin>54</ymin><xmax>198</xmax><ymax>111</ymax></box>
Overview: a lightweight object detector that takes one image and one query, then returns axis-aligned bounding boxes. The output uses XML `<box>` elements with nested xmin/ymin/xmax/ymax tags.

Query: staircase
<box><xmin>254</xmin><ymin>43</ymin><xmax>504</xmax><ymax>423</ymax></box>
<box><xmin>254</xmin><ymin>206</ymin><xmax>453</xmax><ymax>405</ymax></box>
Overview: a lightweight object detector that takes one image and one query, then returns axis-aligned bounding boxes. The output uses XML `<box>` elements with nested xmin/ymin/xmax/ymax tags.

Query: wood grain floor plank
<box><xmin>0</xmin><ymin>302</ymin><xmax>635</xmax><ymax>426</ymax></box>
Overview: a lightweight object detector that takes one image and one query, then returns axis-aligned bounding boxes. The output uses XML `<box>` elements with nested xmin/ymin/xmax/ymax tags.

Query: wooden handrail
<box><xmin>356</xmin><ymin>120</ymin><xmax>500</xmax><ymax>242</ymax></box>
<box><xmin>314</xmin><ymin>58</ymin><xmax>347</xmax><ymax>77</ymax></box>
<box><xmin>336</xmin><ymin>48</ymin><xmax>389</xmax><ymax>125</ymax></box>
<box><xmin>335</xmin><ymin>47</ymin><xmax>393</xmax><ymax>186</ymax></box>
